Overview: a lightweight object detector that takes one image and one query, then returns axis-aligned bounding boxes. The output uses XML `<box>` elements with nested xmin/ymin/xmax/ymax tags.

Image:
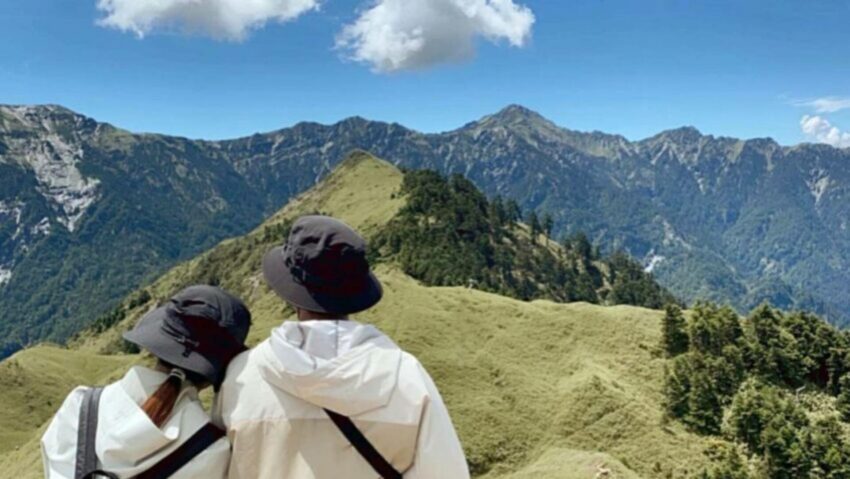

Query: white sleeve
<box><xmin>404</xmin><ymin>368</ymin><xmax>470</xmax><ymax>479</ymax></box>
<box><xmin>41</xmin><ymin>387</ymin><xmax>87</xmax><ymax>479</ymax></box>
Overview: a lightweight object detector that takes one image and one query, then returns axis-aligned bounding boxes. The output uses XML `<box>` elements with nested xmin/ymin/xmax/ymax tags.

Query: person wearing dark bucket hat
<box><xmin>124</xmin><ymin>285</ymin><xmax>252</xmax><ymax>389</ymax></box>
<box><xmin>216</xmin><ymin>215</ymin><xmax>470</xmax><ymax>479</ymax></box>
<box><xmin>262</xmin><ymin>215</ymin><xmax>383</xmax><ymax>316</ymax></box>
<box><xmin>41</xmin><ymin>285</ymin><xmax>251</xmax><ymax>479</ymax></box>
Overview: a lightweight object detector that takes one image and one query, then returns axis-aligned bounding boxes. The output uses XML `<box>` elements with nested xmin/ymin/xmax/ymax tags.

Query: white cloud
<box><xmin>796</xmin><ymin>96</ymin><xmax>850</xmax><ymax>114</ymax></box>
<box><xmin>336</xmin><ymin>0</ymin><xmax>535</xmax><ymax>72</ymax></box>
<box><xmin>96</xmin><ymin>0</ymin><xmax>319</xmax><ymax>40</ymax></box>
<box><xmin>801</xmin><ymin>115</ymin><xmax>850</xmax><ymax>148</ymax></box>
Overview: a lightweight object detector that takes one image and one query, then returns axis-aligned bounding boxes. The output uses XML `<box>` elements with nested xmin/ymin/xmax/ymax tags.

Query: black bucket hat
<box><xmin>262</xmin><ymin>215</ymin><xmax>383</xmax><ymax>315</ymax></box>
<box><xmin>123</xmin><ymin>285</ymin><xmax>251</xmax><ymax>389</ymax></box>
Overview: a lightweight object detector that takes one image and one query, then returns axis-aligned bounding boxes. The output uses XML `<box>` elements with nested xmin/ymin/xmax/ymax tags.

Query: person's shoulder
<box><xmin>58</xmin><ymin>385</ymin><xmax>95</xmax><ymax>414</ymax></box>
<box><xmin>396</xmin><ymin>351</ymin><xmax>441</xmax><ymax>395</ymax></box>
<box><xmin>219</xmin><ymin>338</ymin><xmax>272</xmax><ymax>394</ymax></box>
<box><xmin>42</xmin><ymin>384</ymin><xmax>108</xmax><ymax>445</ymax></box>
<box><xmin>232</xmin><ymin>338</ymin><xmax>270</xmax><ymax>371</ymax></box>
<box><xmin>398</xmin><ymin>350</ymin><xmax>429</xmax><ymax>373</ymax></box>
<box><xmin>216</xmin><ymin>339</ymin><xmax>276</xmax><ymax>425</ymax></box>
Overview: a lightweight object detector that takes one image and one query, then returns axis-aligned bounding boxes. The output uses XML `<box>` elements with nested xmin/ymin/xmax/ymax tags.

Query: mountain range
<box><xmin>2</xmin><ymin>103</ymin><xmax>849</xmax><ymax>357</ymax></box>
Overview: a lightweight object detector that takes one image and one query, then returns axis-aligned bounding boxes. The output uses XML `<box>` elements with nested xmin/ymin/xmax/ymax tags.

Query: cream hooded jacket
<box><xmin>215</xmin><ymin>320</ymin><xmax>470</xmax><ymax>479</ymax></box>
<box><xmin>41</xmin><ymin>366</ymin><xmax>230</xmax><ymax>479</ymax></box>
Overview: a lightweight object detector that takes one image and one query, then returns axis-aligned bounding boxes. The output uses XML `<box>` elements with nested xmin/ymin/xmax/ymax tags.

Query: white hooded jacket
<box><xmin>215</xmin><ymin>320</ymin><xmax>470</xmax><ymax>478</ymax></box>
<box><xmin>41</xmin><ymin>366</ymin><xmax>230</xmax><ymax>478</ymax></box>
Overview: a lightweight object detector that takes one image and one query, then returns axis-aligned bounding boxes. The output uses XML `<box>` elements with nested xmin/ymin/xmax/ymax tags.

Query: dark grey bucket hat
<box><xmin>123</xmin><ymin>285</ymin><xmax>251</xmax><ymax>389</ymax></box>
<box><xmin>263</xmin><ymin>215</ymin><xmax>383</xmax><ymax>315</ymax></box>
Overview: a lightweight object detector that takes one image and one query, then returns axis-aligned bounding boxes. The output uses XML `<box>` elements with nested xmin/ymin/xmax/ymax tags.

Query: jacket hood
<box><xmin>260</xmin><ymin>320</ymin><xmax>403</xmax><ymax>416</ymax></box>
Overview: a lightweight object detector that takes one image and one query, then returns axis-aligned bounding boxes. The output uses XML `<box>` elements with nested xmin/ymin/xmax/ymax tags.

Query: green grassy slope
<box><xmin>0</xmin><ymin>346</ymin><xmax>136</xmax><ymax>453</ymax></box>
<box><xmin>0</xmin><ymin>153</ymin><xmax>712</xmax><ymax>478</ymax></box>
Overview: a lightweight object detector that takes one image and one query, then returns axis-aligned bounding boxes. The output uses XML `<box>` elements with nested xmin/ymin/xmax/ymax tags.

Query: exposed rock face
<box><xmin>0</xmin><ymin>106</ymin><xmax>101</xmax><ymax>232</ymax></box>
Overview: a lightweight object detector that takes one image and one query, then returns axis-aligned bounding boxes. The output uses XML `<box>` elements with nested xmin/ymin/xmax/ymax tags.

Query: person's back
<box><xmin>42</xmin><ymin>285</ymin><xmax>252</xmax><ymax>479</ymax></box>
<box><xmin>217</xmin><ymin>215</ymin><xmax>469</xmax><ymax>478</ymax></box>
<box><xmin>43</xmin><ymin>366</ymin><xmax>230</xmax><ymax>478</ymax></box>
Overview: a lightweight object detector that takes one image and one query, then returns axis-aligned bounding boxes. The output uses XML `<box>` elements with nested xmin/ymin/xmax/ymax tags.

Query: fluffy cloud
<box><xmin>801</xmin><ymin>115</ymin><xmax>850</xmax><ymax>148</ymax></box>
<box><xmin>335</xmin><ymin>0</ymin><xmax>535</xmax><ymax>72</ymax></box>
<box><xmin>796</xmin><ymin>97</ymin><xmax>850</xmax><ymax>114</ymax></box>
<box><xmin>96</xmin><ymin>0</ymin><xmax>319</xmax><ymax>40</ymax></box>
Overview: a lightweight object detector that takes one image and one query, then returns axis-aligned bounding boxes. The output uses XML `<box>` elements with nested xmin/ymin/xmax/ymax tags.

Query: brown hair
<box><xmin>141</xmin><ymin>368</ymin><xmax>187</xmax><ymax>428</ymax></box>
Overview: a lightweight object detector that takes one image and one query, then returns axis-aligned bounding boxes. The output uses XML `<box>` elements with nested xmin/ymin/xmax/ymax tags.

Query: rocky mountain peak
<box><xmin>649</xmin><ymin>126</ymin><xmax>705</xmax><ymax>146</ymax></box>
<box><xmin>0</xmin><ymin>105</ymin><xmax>89</xmax><ymax>134</ymax></box>
<box><xmin>458</xmin><ymin>104</ymin><xmax>569</xmax><ymax>146</ymax></box>
<box><xmin>491</xmin><ymin>104</ymin><xmax>547</xmax><ymax>122</ymax></box>
<box><xmin>477</xmin><ymin>104</ymin><xmax>558</xmax><ymax>131</ymax></box>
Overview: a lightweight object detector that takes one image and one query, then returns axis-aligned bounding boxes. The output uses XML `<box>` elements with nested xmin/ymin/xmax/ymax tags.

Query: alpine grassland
<box><xmin>0</xmin><ymin>153</ymin><xmax>714</xmax><ymax>478</ymax></box>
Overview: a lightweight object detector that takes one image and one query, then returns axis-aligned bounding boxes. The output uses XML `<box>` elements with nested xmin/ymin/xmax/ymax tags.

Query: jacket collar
<box><xmin>97</xmin><ymin>366</ymin><xmax>200</xmax><ymax>466</ymax></box>
<box><xmin>119</xmin><ymin>365</ymin><xmax>199</xmax><ymax>405</ymax></box>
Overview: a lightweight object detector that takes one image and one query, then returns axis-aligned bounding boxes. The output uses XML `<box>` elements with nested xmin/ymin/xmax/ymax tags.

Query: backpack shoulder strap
<box><xmin>324</xmin><ymin>408</ymin><xmax>402</xmax><ymax>479</ymax></box>
<box><xmin>75</xmin><ymin>387</ymin><xmax>105</xmax><ymax>479</ymax></box>
<box><xmin>134</xmin><ymin>423</ymin><xmax>226</xmax><ymax>479</ymax></box>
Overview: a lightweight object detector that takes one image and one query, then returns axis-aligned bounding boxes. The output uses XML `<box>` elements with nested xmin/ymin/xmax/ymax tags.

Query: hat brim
<box><xmin>262</xmin><ymin>246</ymin><xmax>383</xmax><ymax>315</ymax></box>
<box><xmin>123</xmin><ymin>307</ymin><xmax>219</xmax><ymax>385</ymax></box>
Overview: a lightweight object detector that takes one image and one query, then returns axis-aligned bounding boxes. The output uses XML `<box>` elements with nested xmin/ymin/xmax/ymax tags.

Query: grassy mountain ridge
<box><xmin>0</xmin><ymin>153</ymin><xmax>712</xmax><ymax>478</ymax></box>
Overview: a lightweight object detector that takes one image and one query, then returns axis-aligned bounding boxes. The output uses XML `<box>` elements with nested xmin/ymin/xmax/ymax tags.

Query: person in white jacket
<box><xmin>215</xmin><ymin>215</ymin><xmax>470</xmax><ymax>479</ymax></box>
<box><xmin>42</xmin><ymin>285</ymin><xmax>252</xmax><ymax>479</ymax></box>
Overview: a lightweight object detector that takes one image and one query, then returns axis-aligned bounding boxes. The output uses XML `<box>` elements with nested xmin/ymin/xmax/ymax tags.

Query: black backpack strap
<box><xmin>75</xmin><ymin>387</ymin><xmax>105</xmax><ymax>479</ymax></box>
<box><xmin>324</xmin><ymin>409</ymin><xmax>402</xmax><ymax>479</ymax></box>
<box><xmin>134</xmin><ymin>423</ymin><xmax>226</xmax><ymax>479</ymax></box>
<box><xmin>79</xmin><ymin>470</ymin><xmax>119</xmax><ymax>479</ymax></box>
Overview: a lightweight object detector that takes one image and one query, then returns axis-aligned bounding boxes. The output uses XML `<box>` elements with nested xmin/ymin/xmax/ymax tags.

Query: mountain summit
<box><xmin>460</xmin><ymin>104</ymin><xmax>568</xmax><ymax>142</ymax></box>
<box><xmin>486</xmin><ymin>104</ymin><xmax>551</xmax><ymax>124</ymax></box>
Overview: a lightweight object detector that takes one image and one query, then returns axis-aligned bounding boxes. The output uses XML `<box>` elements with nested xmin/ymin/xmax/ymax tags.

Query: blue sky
<box><xmin>1</xmin><ymin>0</ymin><xmax>849</xmax><ymax>146</ymax></box>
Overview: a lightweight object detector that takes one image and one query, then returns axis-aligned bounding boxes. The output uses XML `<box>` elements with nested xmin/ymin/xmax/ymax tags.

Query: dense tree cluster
<box><xmin>89</xmin><ymin>289</ymin><xmax>152</xmax><ymax>334</ymax></box>
<box><xmin>373</xmin><ymin>169</ymin><xmax>677</xmax><ymax>308</ymax></box>
<box><xmin>661</xmin><ymin>303</ymin><xmax>850</xmax><ymax>478</ymax></box>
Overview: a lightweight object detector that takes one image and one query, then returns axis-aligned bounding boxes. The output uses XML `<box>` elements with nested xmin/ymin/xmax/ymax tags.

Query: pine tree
<box><xmin>528</xmin><ymin>211</ymin><xmax>541</xmax><ymax>242</ymax></box>
<box><xmin>837</xmin><ymin>374</ymin><xmax>850</xmax><ymax>421</ymax></box>
<box><xmin>542</xmin><ymin>213</ymin><xmax>554</xmax><ymax>238</ymax></box>
<box><xmin>664</xmin><ymin>354</ymin><xmax>692</xmax><ymax>419</ymax></box>
<box><xmin>707</xmin><ymin>444</ymin><xmax>751</xmax><ymax>479</ymax></box>
<box><xmin>572</xmin><ymin>272</ymin><xmax>598</xmax><ymax>303</ymax></box>
<box><xmin>662</xmin><ymin>303</ymin><xmax>690</xmax><ymax>357</ymax></box>
<box><xmin>686</xmin><ymin>359</ymin><xmax>724</xmax><ymax>434</ymax></box>
<box><xmin>570</xmin><ymin>232</ymin><xmax>593</xmax><ymax>262</ymax></box>
<box><xmin>747</xmin><ymin>305</ymin><xmax>806</xmax><ymax>387</ymax></box>
<box><xmin>488</xmin><ymin>196</ymin><xmax>507</xmax><ymax>228</ymax></box>
<box><xmin>505</xmin><ymin>199</ymin><xmax>521</xmax><ymax>222</ymax></box>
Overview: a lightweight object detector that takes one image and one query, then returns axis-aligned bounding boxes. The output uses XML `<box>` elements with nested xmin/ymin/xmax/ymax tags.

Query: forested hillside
<box><xmin>0</xmin><ymin>106</ymin><xmax>267</xmax><ymax>357</ymax></box>
<box><xmin>661</xmin><ymin>303</ymin><xmax>850</xmax><ymax>478</ymax></box>
<box><xmin>372</xmin><ymin>169</ymin><xmax>676</xmax><ymax>308</ymax></box>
